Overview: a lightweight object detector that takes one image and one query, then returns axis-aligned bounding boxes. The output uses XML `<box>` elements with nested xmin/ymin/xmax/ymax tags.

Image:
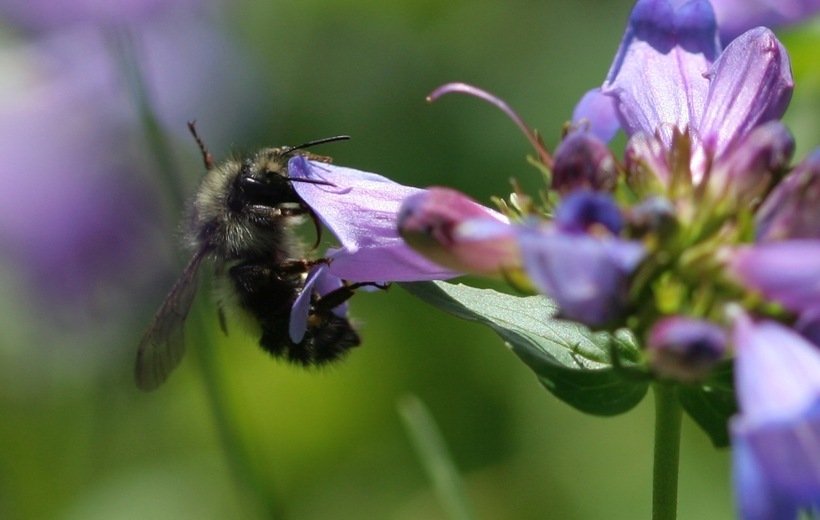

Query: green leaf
<box><xmin>677</xmin><ymin>362</ymin><xmax>736</xmax><ymax>448</ymax></box>
<box><xmin>401</xmin><ymin>281</ymin><xmax>649</xmax><ymax>416</ymax></box>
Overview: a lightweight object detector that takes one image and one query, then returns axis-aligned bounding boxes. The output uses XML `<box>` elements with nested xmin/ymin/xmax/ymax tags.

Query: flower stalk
<box><xmin>652</xmin><ymin>382</ymin><xmax>683</xmax><ymax>520</ymax></box>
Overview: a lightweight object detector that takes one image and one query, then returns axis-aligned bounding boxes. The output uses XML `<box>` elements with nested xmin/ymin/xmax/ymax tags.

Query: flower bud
<box><xmin>755</xmin><ymin>149</ymin><xmax>820</xmax><ymax>241</ymax></box>
<box><xmin>709</xmin><ymin>121</ymin><xmax>794</xmax><ymax>205</ymax></box>
<box><xmin>554</xmin><ymin>190</ymin><xmax>624</xmax><ymax>235</ymax></box>
<box><xmin>647</xmin><ymin>316</ymin><xmax>728</xmax><ymax>381</ymax></box>
<box><xmin>397</xmin><ymin>187</ymin><xmax>520</xmax><ymax>277</ymax></box>
<box><xmin>551</xmin><ymin>132</ymin><xmax>618</xmax><ymax>194</ymax></box>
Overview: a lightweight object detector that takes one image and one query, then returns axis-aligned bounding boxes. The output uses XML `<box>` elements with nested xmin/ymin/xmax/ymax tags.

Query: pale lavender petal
<box><xmin>289</xmin><ymin>157</ymin><xmax>458</xmax><ymax>282</ymax></box>
<box><xmin>625</xmin><ymin>131</ymin><xmax>675</xmax><ymax>188</ymax></box>
<box><xmin>729</xmin><ymin>241</ymin><xmax>820</xmax><ymax>313</ymax></box>
<box><xmin>289</xmin><ymin>266</ymin><xmax>323</xmax><ymax>344</ymax></box>
<box><xmin>699</xmin><ymin>27</ymin><xmax>794</xmax><ymax>162</ymax></box>
<box><xmin>602</xmin><ymin>0</ymin><xmax>719</xmax><ymax>142</ymax></box>
<box><xmin>570</xmin><ymin>89</ymin><xmax>622</xmax><ymax>143</ymax></box>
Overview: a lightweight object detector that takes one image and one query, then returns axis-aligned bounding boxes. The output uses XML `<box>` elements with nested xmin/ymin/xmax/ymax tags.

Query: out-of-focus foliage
<box><xmin>1</xmin><ymin>1</ymin><xmax>815</xmax><ymax>518</ymax></box>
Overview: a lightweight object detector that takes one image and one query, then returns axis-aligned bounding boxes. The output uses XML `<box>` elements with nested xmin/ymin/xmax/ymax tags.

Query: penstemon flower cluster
<box><xmin>273</xmin><ymin>0</ymin><xmax>820</xmax><ymax>518</ymax></box>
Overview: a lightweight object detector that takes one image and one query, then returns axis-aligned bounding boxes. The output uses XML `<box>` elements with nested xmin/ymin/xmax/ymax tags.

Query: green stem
<box><xmin>190</xmin><ymin>306</ymin><xmax>282</xmax><ymax>519</ymax></box>
<box><xmin>652</xmin><ymin>382</ymin><xmax>683</xmax><ymax>520</ymax></box>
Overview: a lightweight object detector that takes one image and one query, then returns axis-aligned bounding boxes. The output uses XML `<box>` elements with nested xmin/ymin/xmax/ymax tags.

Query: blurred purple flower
<box><xmin>731</xmin><ymin>313</ymin><xmax>820</xmax><ymax>519</ymax></box>
<box><xmin>729</xmin><ymin>240</ymin><xmax>820</xmax><ymax>314</ymax></box>
<box><xmin>712</xmin><ymin>0</ymin><xmax>820</xmax><ymax>43</ymax></box>
<box><xmin>647</xmin><ymin>316</ymin><xmax>728</xmax><ymax>381</ymax></box>
<box><xmin>755</xmin><ymin>149</ymin><xmax>820</xmax><ymax>241</ymax></box>
<box><xmin>519</xmin><ymin>226</ymin><xmax>644</xmax><ymax>327</ymax></box>
<box><xmin>0</xmin><ymin>0</ymin><xmax>201</xmax><ymax>31</ymax></box>
<box><xmin>517</xmin><ymin>192</ymin><xmax>644</xmax><ymax>327</ymax></box>
<box><xmin>288</xmin><ymin>156</ymin><xmax>459</xmax><ymax>283</ymax></box>
<box><xmin>0</xmin><ymin>7</ymin><xmax>263</xmax><ymax>323</ymax></box>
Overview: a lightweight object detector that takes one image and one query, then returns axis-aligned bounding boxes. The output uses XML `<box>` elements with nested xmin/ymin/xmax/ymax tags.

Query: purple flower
<box><xmin>711</xmin><ymin>0</ymin><xmax>820</xmax><ymax>44</ymax></box>
<box><xmin>0</xmin><ymin>0</ymin><xmax>200</xmax><ymax>30</ymax></box>
<box><xmin>574</xmin><ymin>0</ymin><xmax>794</xmax><ymax>186</ymax></box>
<box><xmin>397</xmin><ymin>187</ymin><xmax>519</xmax><ymax>277</ymax></box>
<box><xmin>756</xmin><ymin>149</ymin><xmax>820</xmax><ymax>241</ymax></box>
<box><xmin>647</xmin><ymin>316</ymin><xmax>728</xmax><ymax>381</ymax></box>
<box><xmin>731</xmin><ymin>313</ymin><xmax>820</xmax><ymax>519</ymax></box>
<box><xmin>728</xmin><ymin>240</ymin><xmax>820</xmax><ymax>314</ymax></box>
<box><xmin>519</xmin><ymin>226</ymin><xmax>645</xmax><ymax>327</ymax></box>
<box><xmin>289</xmin><ymin>264</ymin><xmax>349</xmax><ymax>344</ymax></box>
<box><xmin>288</xmin><ymin>156</ymin><xmax>459</xmax><ymax>283</ymax></box>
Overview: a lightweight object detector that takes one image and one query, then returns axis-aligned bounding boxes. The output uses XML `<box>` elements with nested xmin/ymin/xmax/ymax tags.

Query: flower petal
<box><xmin>288</xmin><ymin>156</ymin><xmax>458</xmax><ymax>282</ymax></box>
<box><xmin>731</xmin><ymin>315</ymin><xmax>820</xmax><ymax>516</ymax></box>
<box><xmin>728</xmin><ymin>241</ymin><xmax>820</xmax><ymax>313</ymax></box>
<box><xmin>602</xmin><ymin>0</ymin><xmax>720</xmax><ymax>142</ymax></box>
<box><xmin>699</xmin><ymin>27</ymin><xmax>793</xmax><ymax>162</ymax></box>
<box><xmin>756</xmin><ymin>148</ymin><xmax>820</xmax><ymax>241</ymax></box>
<box><xmin>519</xmin><ymin>226</ymin><xmax>644</xmax><ymax>327</ymax></box>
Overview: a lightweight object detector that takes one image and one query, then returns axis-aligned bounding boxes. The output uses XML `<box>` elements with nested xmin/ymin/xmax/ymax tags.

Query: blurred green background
<box><xmin>0</xmin><ymin>1</ymin><xmax>817</xmax><ymax>519</ymax></box>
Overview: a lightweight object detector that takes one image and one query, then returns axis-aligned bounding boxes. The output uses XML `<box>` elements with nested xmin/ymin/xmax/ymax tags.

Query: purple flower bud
<box><xmin>397</xmin><ymin>187</ymin><xmax>519</xmax><ymax>277</ymax></box>
<box><xmin>627</xmin><ymin>196</ymin><xmax>677</xmax><ymax>236</ymax></box>
<box><xmin>756</xmin><ymin>149</ymin><xmax>820</xmax><ymax>241</ymax></box>
<box><xmin>551</xmin><ymin>132</ymin><xmax>618</xmax><ymax>195</ymax></box>
<box><xmin>647</xmin><ymin>316</ymin><xmax>728</xmax><ymax>381</ymax></box>
<box><xmin>288</xmin><ymin>156</ymin><xmax>458</xmax><ymax>283</ymax></box>
<box><xmin>699</xmin><ymin>27</ymin><xmax>794</xmax><ymax>167</ymax></box>
<box><xmin>728</xmin><ymin>241</ymin><xmax>820</xmax><ymax>314</ymax></box>
<box><xmin>554</xmin><ymin>190</ymin><xmax>624</xmax><ymax>235</ymax></box>
<box><xmin>570</xmin><ymin>88</ymin><xmax>621</xmax><ymax>143</ymax></box>
<box><xmin>708</xmin><ymin>121</ymin><xmax>794</xmax><ymax>205</ymax></box>
<box><xmin>731</xmin><ymin>313</ymin><xmax>820</xmax><ymax>519</ymax></box>
<box><xmin>519</xmin><ymin>225</ymin><xmax>644</xmax><ymax>327</ymax></box>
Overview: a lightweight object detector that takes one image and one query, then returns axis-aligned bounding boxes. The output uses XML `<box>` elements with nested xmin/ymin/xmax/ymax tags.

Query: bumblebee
<box><xmin>136</xmin><ymin>124</ymin><xmax>361</xmax><ymax>391</ymax></box>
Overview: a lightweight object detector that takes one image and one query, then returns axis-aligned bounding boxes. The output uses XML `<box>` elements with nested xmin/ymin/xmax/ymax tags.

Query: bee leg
<box><xmin>313</xmin><ymin>281</ymin><xmax>388</xmax><ymax>311</ymax></box>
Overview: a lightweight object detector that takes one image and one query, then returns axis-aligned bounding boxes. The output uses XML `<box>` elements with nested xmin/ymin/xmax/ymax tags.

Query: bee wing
<box><xmin>135</xmin><ymin>248</ymin><xmax>208</xmax><ymax>391</ymax></box>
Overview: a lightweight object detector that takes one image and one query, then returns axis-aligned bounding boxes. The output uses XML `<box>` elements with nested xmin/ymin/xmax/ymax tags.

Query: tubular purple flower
<box><xmin>519</xmin><ymin>225</ymin><xmax>645</xmax><ymax>327</ymax></box>
<box><xmin>756</xmin><ymin>149</ymin><xmax>820</xmax><ymax>241</ymax></box>
<box><xmin>582</xmin><ymin>0</ymin><xmax>794</xmax><ymax>187</ymax></box>
<box><xmin>397</xmin><ymin>187</ymin><xmax>520</xmax><ymax>277</ymax></box>
<box><xmin>728</xmin><ymin>241</ymin><xmax>820</xmax><ymax>313</ymax></box>
<box><xmin>731</xmin><ymin>313</ymin><xmax>820</xmax><ymax>519</ymax></box>
<box><xmin>288</xmin><ymin>156</ymin><xmax>459</xmax><ymax>283</ymax></box>
<box><xmin>551</xmin><ymin>132</ymin><xmax>618</xmax><ymax>195</ymax></box>
<box><xmin>601</xmin><ymin>0</ymin><xmax>720</xmax><ymax>147</ymax></box>
<box><xmin>647</xmin><ymin>316</ymin><xmax>728</xmax><ymax>381</ymax></box>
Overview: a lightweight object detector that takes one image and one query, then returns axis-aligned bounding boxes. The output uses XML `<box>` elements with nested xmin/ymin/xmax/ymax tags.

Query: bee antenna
<box><xmin>288</xmin><ymin>135</ymin><xmax>351</xmax><ymax>152</ymax></box>
<box><xmin>187</xmin><ymin>120</ymin><xmax>215</xmax><ymax>169</ymax></box>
